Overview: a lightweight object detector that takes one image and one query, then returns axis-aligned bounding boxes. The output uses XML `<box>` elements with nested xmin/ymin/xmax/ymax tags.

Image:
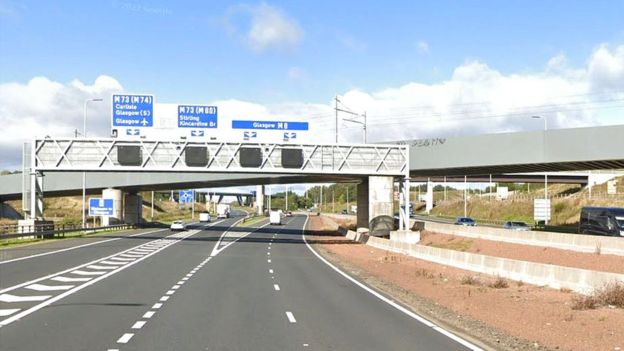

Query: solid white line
<box><xmin>132</xmin><ymin>321</ymin><xmax>146</xmax><ymax>329</ymax></box>
<box><xmin>209</xmin><ymin>219</ymin><xmax>267</xmax><ymax>257</ymax></box>
<box><xmin>0</xmin><ymin>293</ymin><xmax>51</xmax><ymax>303</ymax></box>
<box><xmin>107</xmin><ymin>349</ymin><xmax>119</xmax><ymax>351</ymax></box>
<box><xmin>86</xmin><ymin>265</ymin><xmax>117</xmax><ymax>270</ymax></box>
<box><xmin>285</xmin><ymin>311</ymin><xmax>296</xmax><ymax>323</ymax></box>
<box><xmin>100</xmin><ymin>260</ymin><xmax>127</xmax><ymax>265</ymax></box>
<box><xmin>0</xmin><ymin>229</ymin><xmax>202</xmax><ymax>327</ymax></box>
<box><xmin>0</xmin><ymin>309</ymin><xmax>20</xmax><ymax>317</ymax></box>
<box><xmin>301</xmin><ymin>215</ymin><xmax>484</xmax><ymax>351</ymax></box>
<box><xmin>143</xmin><ymin>311</ymin><xmax>155</xmax><ymax>319</ymax></box>
<box><xmin>25</xmin><ymin>283</ymin><xmax>74</xmax><ymax>291</ymax></box>
<box><xmin>0</xmin><ymin>229</ymin><xmax>166</xmax><ymax>265</ymax></box>
<box><xmin>51</xmin><ymin>276</ymin><xmax>92</xmax><ymax>283</ymax></box>
<box><xmin>71</xmin><ymin>270</ymin><xmax>107</xmax><ymax>276</ymax></box>
<box><xmin>152</xmin><ymin>303</ymin><xmax>163</xmax><ymax>309</ymax></box>
<box><xmin>273</xmin><ymin>284</ymin><xmax>280</xmax><ymax>291</ymax></box>
<box><xmin>117</xmin><ymin>333</ymin><xmax>134</xmax><ymax>344</ymax></box>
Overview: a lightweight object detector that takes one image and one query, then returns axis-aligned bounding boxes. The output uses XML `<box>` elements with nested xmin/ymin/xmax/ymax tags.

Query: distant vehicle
<box><xmin>199</xmin><ymin>212</ymin><xmax>211</xmax><ymax>223</ymax></box>
<box><xmin>579</xmin><ymin>207</ymin><xmax>624</xmax><ymax>236</ymax></box>
<box><xmin>454</xmin><ymin>217</ymin><xmax>476</xmax><ymax>226</ymax></box>
<box><xmin>285</xmin><ymin>211</ymin><xmax>293</xmax><ymax>217</ymax></box>
<box><xmin>216</xmin><ymin>204</ymin><xmax>231</xmax><ymax>219</ymax></box>
<box><xmin>350</xmin><ymin>205</ymin><xmax>357</xmax><ymax>214</ymax></box>
<box><xmin>503</xmin><ymin>221</ymin><xmax>530</xmax><ymax>231</ymax></box>
<box><xmin>170</xmin><ymin>220</ymin><xmax>185</xmax><ymax>231</ymax></box>
<box><xmin>341</xmin><ymin>209</ymin><xmax>348</xmax><ymax>215</ymax></box>
<box><xmin>269</xmin><ymin>210</ymin><xmax>281</xmax><ymax>225</ymax></box>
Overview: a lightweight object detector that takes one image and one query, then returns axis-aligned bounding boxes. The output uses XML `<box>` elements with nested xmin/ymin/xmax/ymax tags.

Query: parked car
<box><xmin>454</xmin><ymin>217</ymin><xmax>476</xmax><ymax>226</ymax></box>
<box><xmin>170</xmin><ymin>220</ymin><xmax>185</xmax><ymax>231</ymax></box>
<box><xmin>579</xmin><ymin>207</ymin><xmax>624</xmax><ymax>236</ymax></box>
<box><xmin>503</xmin><ymin>221</ymin><xmax>530</xmax><ymax>231</ymax></box>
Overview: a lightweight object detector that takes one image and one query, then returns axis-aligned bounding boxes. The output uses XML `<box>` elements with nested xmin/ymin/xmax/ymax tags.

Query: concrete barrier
<box><xmin>365</xmin><ymin>236</ymin><xmax>624</xmax><ymax>294</ymax></box>
<box><xmin>389</xmin><ymin>230</ymin><xmax>421</xmax><ymax>244</ymax></box>
<box><xmin>421</xmin><ymin>221</ymin><xmax>624</xmax><ymax>256</ymax></box>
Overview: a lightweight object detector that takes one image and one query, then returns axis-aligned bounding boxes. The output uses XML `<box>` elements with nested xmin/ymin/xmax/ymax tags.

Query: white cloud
<box><xmin>416</xmin><ymin>40</ymin><xmax>429</xmax><ymax>54</ymax></box>
<box><xmin>2</xmin><ymin>45</ymin><xmax>624</xmax><ymax>170</ymax></box>
<box><xmin>225</xmin><ymin>3</ymin><xmax>303</xmax><ymax>53</ymax></box>
<box><xmin>0</xmin><ymin>75</ymin><xmax>122</xmax><ymax>169</ymax></box>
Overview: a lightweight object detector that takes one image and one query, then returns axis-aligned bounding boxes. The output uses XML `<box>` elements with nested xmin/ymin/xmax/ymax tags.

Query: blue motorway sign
<box><xmin>112</xmin><ymin>94</ymin><xmax>154</xmax><ymax>127</ymax></box>
<box><xmin>232</xmin><ymin>120</ymin><xmax>308</xmax><ymax>131</ymax></box>
<box><xmin>89</xmin><ymin>198</ymin><xmax>114</xmax><ymax>216</ymax></box>
<box><xmin>179</xmin><ymin>190</ymin><xmax>194</xmax><ymax>204</ymax></box>
<box><xmin>178</xmin><ymin>105</ymin><xmax>218</xmax><ymax>128</ymax></box>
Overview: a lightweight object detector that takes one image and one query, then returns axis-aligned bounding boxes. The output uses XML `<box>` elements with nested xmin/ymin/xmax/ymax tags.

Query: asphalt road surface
<box><xmin>0</xmin><ymin>213</ymin><xmax>481</xmax><ymax>350</ymax></box>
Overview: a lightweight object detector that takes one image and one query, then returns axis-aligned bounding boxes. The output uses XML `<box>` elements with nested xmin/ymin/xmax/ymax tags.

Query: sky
<box><xmin>1</xmin><ymin>0</ymin><xmax>624</xmax><ymax>176</ymax></box>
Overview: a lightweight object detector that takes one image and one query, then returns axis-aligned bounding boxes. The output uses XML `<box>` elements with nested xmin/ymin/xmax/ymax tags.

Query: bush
<box><xmin>461</xmin><ymin>275</ymin><xmax>481</xmax><ymax>286</ymax></box>
<box><xmin>489</xmin><ymin>276</ymin><xmax>509</xmax><ymax>289</ymax></box>
<box><xmin>571</xmin><ymin>283</ymin><xmax>624</xmax><ymax>310</ymax></box>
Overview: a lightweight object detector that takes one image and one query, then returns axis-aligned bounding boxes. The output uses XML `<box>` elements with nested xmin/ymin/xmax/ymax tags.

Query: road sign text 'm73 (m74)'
<box><xmin>112</xmin><ymin>94</ymin><xmax>154</xmax><ymax>127</ymax></box>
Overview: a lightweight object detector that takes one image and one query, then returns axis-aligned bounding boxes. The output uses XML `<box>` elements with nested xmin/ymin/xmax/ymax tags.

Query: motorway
<box><xmin>0</xmin><ymin>212</ymin><xmax>479</xmax><ymax>350</ymax></box>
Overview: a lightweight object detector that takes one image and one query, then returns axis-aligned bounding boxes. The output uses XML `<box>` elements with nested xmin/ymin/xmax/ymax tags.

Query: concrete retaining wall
<box><xmin>421</xmin><ymin>221</ymin><xmax>624</xmax><ymax>256</ymax></box>
<box><xmin>364</xmin><ymin>235</ymin><xmax>624</xmax><ymax>294</ymax></box>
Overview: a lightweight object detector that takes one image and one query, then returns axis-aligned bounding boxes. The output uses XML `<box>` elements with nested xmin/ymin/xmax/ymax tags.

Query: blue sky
<box><xmin>1</xmin><ymin>0</ymin><xmax>624</xmax><ymax>171</ymax></box>
<box><xmin>2</xmin><ymin>0</ymin><xmax>623</xmax><ymax>104</ymax></box>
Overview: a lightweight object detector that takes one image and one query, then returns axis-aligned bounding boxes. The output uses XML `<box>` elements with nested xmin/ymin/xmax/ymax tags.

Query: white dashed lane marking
<box><xmin>143</xmin><ymin>311</ymin><xmax>155</xmax><ymax>319</ymax></box>
<box><xmin>273</xmin><ymin>284</ymin><xmax>280</xmax><ymax>291</ymax></box>
<box><xmin>132</xmin><ymin>321</ymin><xmax>146</xmax><ymax>329</ymax></box>
<box><xmin>286</xmin><ymin>311</ymin><xmax>297</xmax><ymax>323</ymax></box>
<box><xmin>117</xmin><ymin>333</ymin><xmax>134</xmax><ymax>344</ymax></box>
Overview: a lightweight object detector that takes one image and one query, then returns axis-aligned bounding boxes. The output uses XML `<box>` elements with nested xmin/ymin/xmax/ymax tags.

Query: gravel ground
<box><xmin>306</xmin><ymin>215</ymin><xmax>624</xmax><ymax>351</ymax></box>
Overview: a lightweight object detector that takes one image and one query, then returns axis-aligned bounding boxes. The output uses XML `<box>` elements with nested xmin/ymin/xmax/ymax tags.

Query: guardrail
<box><xmin>0</xmin><ymin>223</ymin><xmax>136</xmax><ymax>241</ymax></box>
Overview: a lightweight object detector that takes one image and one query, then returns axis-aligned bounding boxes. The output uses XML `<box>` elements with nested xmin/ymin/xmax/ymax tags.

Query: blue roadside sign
<box><xmin>112</xmin><ymin>94</ymin><xmax>154</xmax><ymax>127</ymax></box>
<box><xmin>232</xmin><ymin>120</ymin><xmax>308</xmax><ymax>131</ymax></box>
<box><xmin>178</xmin><ymin>105</ymin><xmax>218</xmax><ymax>128</ymax></box>
<box><xmin>89</xmin><ymin>198</ymin><xmax>114</xmax><ymax>216</ymax></box>
<box><xmin>179</xmin><ymin>190</ymin><xmax>194</xmax><ymax>204</ymax></box>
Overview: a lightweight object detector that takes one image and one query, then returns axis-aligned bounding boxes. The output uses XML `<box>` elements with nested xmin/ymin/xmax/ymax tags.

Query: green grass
<box><xmin>238</xmin><ymin>215</ymin><xmax>268</xmax><ymax>228</ymax></box>
<box><xmin>0</xmin><ymin>227</ymin><xmax>134</xmax><ymax>249</ymax></box>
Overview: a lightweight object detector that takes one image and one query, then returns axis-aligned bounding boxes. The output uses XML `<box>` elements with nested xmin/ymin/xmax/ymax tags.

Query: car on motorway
<box><xmin>170</xmin><ymin>220</ymin><xmax>185</xmax><ymax>231</ymax></box>
<box><xmin>341</xmin><ymin>209</ymin><xmax>348</xmax><ymax>215</ymax></box>
<box><xmin>503</xmin><ymin>221</ymin><xmax>531</xmax><ymax>231</ymax></box>
<box><xmin>285</xmin><ymin>211</ymin><xmax>293</xmax><ymax>217</ymax></box>
<box><xmin>199</xmin><ymin>212</ymin><xmax>211</xmax><ymax>223</ymax></box>
<box><xmin>579</xmin><ymin>207</ymin><xmax>624</xmax><ymax>236</ymax></box>
<box><xmin>454</xmin><ymin>217</ymin><xmax>477</xmax><ymax>226</ymax></box>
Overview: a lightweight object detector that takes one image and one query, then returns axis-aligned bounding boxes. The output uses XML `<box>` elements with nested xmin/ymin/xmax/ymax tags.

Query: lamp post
<box><xmin>82</xmin><ymin>98</ymin><xmax>103</xmax><ymax>229</ymax></box>
<box><xmin>532</xmin><ymin>115</ymin><xmax>549</xmax><ymax>224</ymax></box>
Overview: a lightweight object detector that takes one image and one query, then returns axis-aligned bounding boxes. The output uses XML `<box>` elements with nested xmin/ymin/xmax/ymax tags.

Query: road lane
<box><xmin>0</xmin><ymin>217</ymin><xmax>240</xmax><ymax>351</ymax></box>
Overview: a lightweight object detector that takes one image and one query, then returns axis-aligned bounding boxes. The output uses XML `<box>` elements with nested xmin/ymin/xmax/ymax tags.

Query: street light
<box><xmin>531</xmin><ymin>115</ymin><xmax>549</xmax><ymax>224</ymax></box>
<box><xmin>82</xmin><ymin>98</ymin><xmax>103</xmax><ymax>229</ymax></box>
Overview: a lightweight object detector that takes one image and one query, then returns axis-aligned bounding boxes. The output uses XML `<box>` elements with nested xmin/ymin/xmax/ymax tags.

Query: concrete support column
<box><xmin>256</xmin><ymin>185</ymin><xmax>265</xmax><ymax>215</ymax></box>
<box><xmin>369</xmin><ymin>176</ymin><xmax>394</xmax><ymax>221</ymax></box>
<box><xmin>425</xmin><ymin>179</ymin><xmax>433</xmax><ymax>213</ymax></box>
<box><xmin>102</xmin><ymin>188</ymin><xmax>122</xmax><ymax>226</ymax></box>
<box><xmin>356</xmin><ymin>179</ymin><xmax>369</xmax><ymax>229</ymax></box>
<box><xmin>124</xmin><ymin>193</ymin><xmax>143</xmax><ymax>225</ymax></box>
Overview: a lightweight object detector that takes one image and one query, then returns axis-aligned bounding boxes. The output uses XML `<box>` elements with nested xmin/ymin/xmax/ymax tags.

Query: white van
<box><xmin>269</xmin><ymin>210</ymin><xmax>281</xmax><ymax>225</ymax></box>
<box><xmin>199</xmin><ymin>212</ymin><xmax>211</xmax><ymax>222</ymax></box>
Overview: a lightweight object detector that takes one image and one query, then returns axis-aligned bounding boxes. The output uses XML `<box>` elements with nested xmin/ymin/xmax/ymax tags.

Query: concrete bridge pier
<box><xmin>356</xmin><ymin>176</ymin><xmax>394</xmax><ymax>230</ymax></box>
<box><xmin>123</xmin><ymin>192</ymin><xmax>143</xmax><ymax>225</ymax></box>
<box><xmin>102</xmin><ymin>188</ymin><xmax>123</xmax><ymax>226</ymax></box>
<box><xmin>256</xmin><ymin>185</ymin><xmax>265</xmax><ymax>215</ymax></box>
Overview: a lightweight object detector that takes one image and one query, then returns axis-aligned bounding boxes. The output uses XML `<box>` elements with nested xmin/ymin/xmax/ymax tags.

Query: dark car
<box><xmin>503</xmin><ymin>221</ymin><xmax>530</xmax><ymax>231</ymax></box>
<box><xmin>454</xmin><ymin>217</ymin><xmax>476</xmax><ymax>226</ymax></box>
<box><xmin>579</xmin><ymin>207</ymin><xmax>624</xmax><ymax>236</ymax></box>
<box><xmin>341</xmin><ymin>209</ymin><xmax>348</xmax><ymax>215</ymax></box>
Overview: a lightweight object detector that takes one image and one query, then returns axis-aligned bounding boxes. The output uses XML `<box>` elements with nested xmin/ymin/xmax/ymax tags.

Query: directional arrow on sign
<box><xmin>126</xmin><ymin>129</ymin><xmax>140</xmax><ymax>136</ymax></box>
<box><xmin>191</xmin><ymin>130</ymin><xmax>205</xmax><ymax>137</ymax></box>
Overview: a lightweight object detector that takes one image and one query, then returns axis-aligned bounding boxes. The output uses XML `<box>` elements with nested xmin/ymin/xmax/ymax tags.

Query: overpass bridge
<box><xmin>1</xmin><ymin>125</ymin><xmax>623</xmax><ymax>230</ymax></box>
